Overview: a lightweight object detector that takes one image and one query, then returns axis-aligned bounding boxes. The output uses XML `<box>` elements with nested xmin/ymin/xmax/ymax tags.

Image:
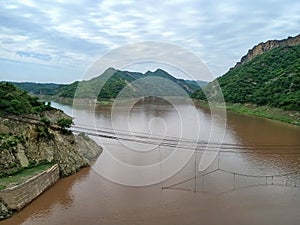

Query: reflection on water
<box><xmin>2</xmin><ymin>100</ymin><xmax>300</xmax><ymax>225</ymax></box>
<box><xmin>226</xmin><ymin>112</ymin><xmax>300</xmax><ymax>187</ymax></box>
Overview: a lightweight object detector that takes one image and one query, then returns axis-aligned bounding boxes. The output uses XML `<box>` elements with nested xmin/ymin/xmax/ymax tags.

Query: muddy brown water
<box><xmin>1</xmin><ymin>100</ymin><xmax>300</xmax><ymax>225</ymax></box>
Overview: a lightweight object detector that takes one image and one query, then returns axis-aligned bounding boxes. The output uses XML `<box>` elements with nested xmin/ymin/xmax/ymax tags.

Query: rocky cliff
<box><xmin>0</xmin><ymin>109</ymin><xmax>102</xmax><ymax>178</ymax></box>
<box><xmin>233</xmin><ymin>34</ymin><xmax>300</xmax><ymax>69</ymax></box>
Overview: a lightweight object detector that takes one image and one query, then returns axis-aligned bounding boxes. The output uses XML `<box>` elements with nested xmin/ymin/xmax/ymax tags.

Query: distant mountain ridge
<box><xmin>12</xmin><ymin>82</ymin><xmax>65</xmax><ymax>96</ymax></box>
<box><xmin>12</xmin><ymin>68</ymin><xmax>204</xmax><ymax>101</ymax></box>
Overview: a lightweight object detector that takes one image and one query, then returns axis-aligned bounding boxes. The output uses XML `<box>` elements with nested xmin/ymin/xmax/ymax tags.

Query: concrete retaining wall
<box><xmin>0</xmin><ymin>164</ymin><xmax>59</xmax><ymax>210</ymax></box>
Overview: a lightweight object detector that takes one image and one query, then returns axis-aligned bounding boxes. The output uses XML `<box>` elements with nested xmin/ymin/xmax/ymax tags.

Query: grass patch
<box><xmin>226</xmin><ymin>103</ymin><xmax>300</xmax><ymax>125</ymax></box>
<box><xmin>0</xmin><ymin>163</ymin><xmax>53</xmax><ymax>190</ymax></box>
<box><xmin>193</xmin><ymin>100</ymin><xmax>300</xmax><ymax>126</ymax></box>
<box><xmin>97</xmin><ymin>100</ymin><xmax>113</xmax><ymax>105</ymax></box>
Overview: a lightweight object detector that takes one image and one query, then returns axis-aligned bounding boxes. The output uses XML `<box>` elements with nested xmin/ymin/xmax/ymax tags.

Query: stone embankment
<box><xmin>0</xmin><ymin>164</ymin><xmax>59</xmax><ymax>219</ymax></box>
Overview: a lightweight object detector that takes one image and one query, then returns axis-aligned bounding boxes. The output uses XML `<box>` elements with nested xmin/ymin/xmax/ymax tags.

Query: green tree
<box><xmin>57</xmin><ymin>118</ymin><xmax>73</xmax><ymax>130</ymax></box>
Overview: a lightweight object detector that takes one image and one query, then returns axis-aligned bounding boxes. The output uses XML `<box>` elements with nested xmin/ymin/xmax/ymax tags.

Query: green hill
<box><xmin>12</xmin><ymin>82</ymin><xmax>65</xmax><ymax>96</ymax></box>
<box><xmin>37</xmin><ymin>67</ymin><xmax>202</xmax><ymax>100</ymax></box>
<box><xmin>185</xmin><ymin>80</ymin><xmax>208</xmax><ymax>88</ymax></box>
<box><xmin>11</xmin><ymin>68</ymin><xmax>201</xmax><ymax>101</ymax></box>
<box><xmin>192</xmin><ymin>44</ymin><xmax>300</xmax><ymax>111</ymax></box>
<box><xmin>0</xmin><ymin>82</ymin><xmax>52</xmax><ymax>115</ymax></box>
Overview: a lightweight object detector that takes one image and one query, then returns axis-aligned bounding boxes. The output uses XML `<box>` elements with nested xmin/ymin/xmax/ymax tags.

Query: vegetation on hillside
<box><xmin>0</xmin><ymin>82</ymin><xmax>52</xmax><ymax>115</ymax></box>
<box><xmin>12</xmin><ymin>82</ymin><xmax>64</xmax><ymax>95</ymax></box>
<box><xmin>13</xmin><ymin>68</ymin><xmax>202</xmax><ymax>101</ymax></box>
<box><xmin>192</xmin><ymin>45</ymin><xmax>300</xmax><ymax>111</ymax></box>
<box><xmin>57</xmin><ymin>81</ymin><xmax>79</xmax><ymax>98</ymax></box>
<box><xmin>58</xmin><ymin>68</ymin><xmax>202</xmax><ymax>100</ymax></box>
<box><xmin>185</xmin><ymin>80</ymin><xmax>208</xmax><ymax>88</ymax></box>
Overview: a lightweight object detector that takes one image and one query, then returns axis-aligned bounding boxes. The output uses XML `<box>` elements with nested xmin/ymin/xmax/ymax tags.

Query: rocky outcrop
<box><xmin>0</xmin><ymin>109</ymin><xmax>102</xmax><ymax>220</ymax></box>
<box><xmin>75</xmin><ymin>133</ymin><xmax>102</xmax><ymax>162</ymax></box>
<box><xmin>232</xmin><ymin>34</ymin><xmax>300</xmax><ymax>69</ymax></box>
<box><xmin>0</xmin><ymin>109</ymin><xmax>102</xmax><ymax>178</ymax></box>
<box><xmin>0</xmin><ymin>199</ymin><xmax>13</xmax><ymax>220</ymax></box>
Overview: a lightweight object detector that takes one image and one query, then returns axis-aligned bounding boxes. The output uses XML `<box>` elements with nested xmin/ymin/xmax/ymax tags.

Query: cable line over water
<box><xmin>71</xmin><ymin>124</ymin><xmax>300</xmax><ymax>192</ymax></box>
<box><xmin>71</xmin><ymin>124</ymin><xmax>300</xmax><ymax>153</ymax></box>
<box><xmin>3</xmin><ymin>115</ymin><xmax>300</xmax><ymax>192</ymax></box>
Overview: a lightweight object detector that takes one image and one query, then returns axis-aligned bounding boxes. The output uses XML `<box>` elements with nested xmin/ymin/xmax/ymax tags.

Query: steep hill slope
<box><xmin>192</xmin><ymin>36</ymin><xmax>300</xmax><ymax>111</ymax></box>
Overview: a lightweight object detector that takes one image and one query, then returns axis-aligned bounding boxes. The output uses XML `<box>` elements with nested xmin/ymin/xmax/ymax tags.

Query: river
<box><xmin>1</xmin><ymin>99</ymin><xmax>300</xmax><ymax>225</ymax></box>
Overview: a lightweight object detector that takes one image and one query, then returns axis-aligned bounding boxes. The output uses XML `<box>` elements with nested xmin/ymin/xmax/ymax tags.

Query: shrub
<box><xmin>57</xmin><ymin>118</ymin><xmax>73</xmax><ymax>130</ymax></box>
<box><xmin>40</xmin><ymin>117</ymin><xmax>51</xmax><ymax>127</ymax></box>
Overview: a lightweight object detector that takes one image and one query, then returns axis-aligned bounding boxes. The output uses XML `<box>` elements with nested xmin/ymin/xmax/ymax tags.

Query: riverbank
<box><xmin>36</xmin><ymin>95</ymin><xmax>114</xmax><ymax>106</ymax></box>
<box><xmin>35</xmin><ymin>95</ymin><xmax>196</xmax><ymax>107</ymax></box>
<box><xmin>193</xmin><ymin>100</ymin><xmax>300</xmax><ymax>126</ymax></box>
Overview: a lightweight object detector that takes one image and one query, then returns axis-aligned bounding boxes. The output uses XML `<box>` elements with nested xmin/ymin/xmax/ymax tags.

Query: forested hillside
<box><xmin>0</xmin><ymin>82</ymin><xmax>52</xmax><ymax>115</ymax></box>
<box><xmin>12</xmin><ymin>82</ymin><xmax>64</xmax><ymax>96</ymax></box>
<box><xmin>13</xmin><ymin>68</ymin><xmax>203</xmax><ymax>100</ymax></box>
<box><xmin>192</xmin><ymin>44</ymin><xmax>300</xmax><ymax>111</ymax></box>
<box><xmin>58</xmin><ymin>68</ymin><xmax>202</xmax><ymax>99</ymax></box>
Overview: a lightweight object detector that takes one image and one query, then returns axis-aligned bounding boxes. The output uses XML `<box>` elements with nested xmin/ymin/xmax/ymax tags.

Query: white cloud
<box><xmin>0</xmin><ymin>0</ymin><xmax>299</xmax><ymax>82</ymax></box>
<box><xmin>19</xmin><ymin>0</ymin><xmax>36</xmax><ymax>8</ymax></box>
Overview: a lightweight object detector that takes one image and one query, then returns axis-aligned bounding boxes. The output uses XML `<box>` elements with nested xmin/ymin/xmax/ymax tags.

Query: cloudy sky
<box><xmin>0</xmin><ymin>0</ymin><xmax>299</xmax><ymax>83</ymax></box>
